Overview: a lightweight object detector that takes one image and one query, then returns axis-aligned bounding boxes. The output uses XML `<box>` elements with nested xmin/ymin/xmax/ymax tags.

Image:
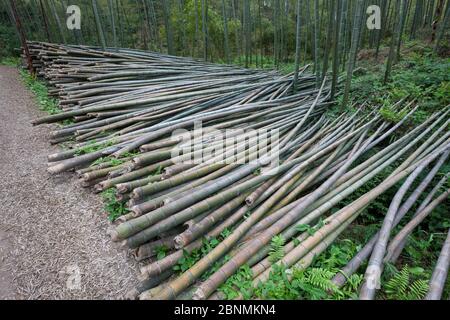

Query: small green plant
<box><xmin>155</xmin><ymin>245</ymin><xmax>169</xmax><ymax>260</ymax></box>
<box><xmin>379</xmin><ymin>106</ymin><xmax>407</xmax><ymax>123</ymax></box>
<box><xmin>1</xmin><ymin>56</ymin><xmax>20</xmax><ymax>66</ymax></box>
<box><xmin>218</xmin><ymin>265</ymin><xmax>254</xmax><ymax>299</ymax></box>
<box><xmin>254</xmin><ymin>265</ymin><xmax>334</xmax><ymax>300</ymax></box>
<box><xmin>75</xmin><ymin>140</ymin><xmax>116</xmax><ymax>156</ymax></box>
<box><xmin>19</xmin><ymin>69</ymin><xmax>62</xmax><ymax>115</ymax></box>
<box><xmin>173</xmin><ymin>229</ymin><xmax>231</xmax><ymax>274</ymax></box>
<box><xmin>90</xmin><ymin>156</ymin><xmax>124</xmax><ymax>167</ymax></box>
<box><xmin>313</xmin><ymin>239</ymin><xmax>361</xmax><ymax>270</ymax></box>
<box><xmin>269</xmin><ymin>235</ymin><xmax>285</xmax><ymax>263</ymax></box>
<box><xmin>153</xmin><ymin>165</ymin><xmax>163</xmax><ymax>175</ymax></box>
<box><xmin>101</xmin><ymin>188</ymin><xmax>129</xmax><ymax>222</ymax></box>
<box><xmin>121</xmin><ymin>151</ymin><xmax>140</xmax><ymax>158</ymax></box>
<box><xmin>296</xmin><ymin>219</ymin><xmax>326</xmax><ymax>236</ymax></box>
<box><xmin>383</xmin><ymin>265</ymin><xmax>429</xmax><ymax>300</ymax></box>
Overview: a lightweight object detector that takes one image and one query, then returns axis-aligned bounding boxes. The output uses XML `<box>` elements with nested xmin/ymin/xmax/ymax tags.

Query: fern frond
<box><xmin>269</xmin><ymin>235</ymin><xmax>286</xmax><ymax>263</ymax></box>
<box><xmin>406</xmin><ymin>279</ymin><xmax>429</xmax><ymax>300</ymax></box>
<box><xmin>385</xmin><ymin>265</ymin><xmax>409</xmax><ymax>299</ymax></box>
<box><xmin>306</xmin><ymin>268</ymin><xmax>336</xmax><ymax>292</ymax></box>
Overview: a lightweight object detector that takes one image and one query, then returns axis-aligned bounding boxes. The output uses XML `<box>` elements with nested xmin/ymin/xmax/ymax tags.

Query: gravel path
<box><xmin>0</xmin><ymin>65</ymin><xmax>139</xmax><ymax>299</ymax></box>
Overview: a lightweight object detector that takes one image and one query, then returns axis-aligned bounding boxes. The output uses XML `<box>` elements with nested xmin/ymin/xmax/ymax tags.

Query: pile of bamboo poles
<box><xmin>27</xmin><ymin>42</ymin><xmax>450</xmax><ymax>300</ymax></box>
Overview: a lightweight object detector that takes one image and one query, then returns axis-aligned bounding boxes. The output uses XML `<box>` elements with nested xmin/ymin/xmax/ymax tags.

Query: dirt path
<box><xmin>0</xmin><ymin>66</ymin><xmax>139</xmax><ymax>299</ymax></box>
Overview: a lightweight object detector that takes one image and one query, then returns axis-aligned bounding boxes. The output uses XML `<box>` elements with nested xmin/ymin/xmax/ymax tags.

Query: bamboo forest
<box><xmin>0</xmin><ymin>0</ymin><xmax>449</xmax><ymax>304</ymax></box>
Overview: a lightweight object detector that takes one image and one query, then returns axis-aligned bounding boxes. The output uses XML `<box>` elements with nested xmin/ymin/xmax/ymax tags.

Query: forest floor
<box><xmin>0</xmin><ymin>65</ymin><xmax>139</xmax><ymax>299</ymax></box>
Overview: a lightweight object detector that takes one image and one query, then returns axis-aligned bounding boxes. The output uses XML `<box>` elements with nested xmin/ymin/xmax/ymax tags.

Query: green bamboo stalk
<box><xmin>332</xmin><ymin>154</ymin><xmax>450</xmax><ymax>288</ymax></box>
<box><xmin>49</xmin><ymin>0</ymin><xmax>65</xmax><ymax>44</ymax></box>
<box><xmin>425</xmin><ymin>228</ymin><xmax>450</xmax><ymax>300</ymax></box>
<box><xmin>293</xmin><ymin>0</ymin><xmax>302</xmax><ymax>92</ymax></box>
<box><xmin>91</xmin><ymin>0</ymin><xmax>106</xmax><ymax>50</ymax></box>
<box><xmin>359</xmin><ymin>144</ymin><xmax>450</xmax><ymax>300</ymax></box>
<box><xmin>341</xmin><ymin>0</ymin><xmax>364</xmax><ymax>108</ymax></box>
<box><xmin>384</xmin><ymin>189</ymin><xmax>450</xmax><ymax>263</ymax></box>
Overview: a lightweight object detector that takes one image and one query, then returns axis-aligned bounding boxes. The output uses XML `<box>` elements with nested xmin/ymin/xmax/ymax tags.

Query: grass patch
<box><xmin>101</xmin><ymin>188</ymin><xmax>129</xmax><ymax>222</ymax></box>
<box><xmin>19</xmin><ymin>69</ymin><xmax>62</xmax><ymax>116</ymax></box>
<box><xmin>74</xmin><ymin>139</ymin><xmax>117</xmax><ymax>156</ymax></box>
<box><xmin>0</xmin><ymin>56</ymin><xmax>20</xmax><ymax>66</ymax></box>
<box><xmin>333</xmin><ymin>41</ymin><xmax>450</xmax><ymax>124</ymax></box>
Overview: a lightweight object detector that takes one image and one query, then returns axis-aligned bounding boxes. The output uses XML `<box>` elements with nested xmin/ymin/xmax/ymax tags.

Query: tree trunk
<box><xmin>50</xmin><ymin>0</ymin><xmax>66</xmax><ymax>44</ymax></box>
<box><xmin>293</xmin><ymin>0</ymin><xmax>302</xmax><ymax>92</ymax></box>
<box><xmin>91</xmin><ymin>0</ymin><xmax>106</xmax><ymax>49</ymax></box>
<box><xmin>331</xmin><ymin>0</ymin><xmax>343</xmax><ymax>99</ymax></box>
<box><xmin>341</xmin><ymin>0</ymin><xmax>364</xmax><ymax>109</ymax></box>
<box><xmin>162</xmin><ymin>0</ymin><xmax>174</xmax><ymax>55</ymax></box>
<box><xmin>221</xmin><ymin>0</ymin><xmax>230</xmax><ymax>63</ymax></box>
<box><xmin>384</xmin><ymin>0</ymin><xmax>404</xmax><ymax>83</ymax></box>
<box><xmin>201</xmin><ymin>0</ymin><xmax>208</xmax><ymax>60</ymax></box>
<box><xmin>313</xmin><ymin>0</ymin><xmax>319</xmax><ymax>85</ymax></box>
<box><xmin>321</xmin><ymin>0</ymin><xmax>335</xmax><ymax>80</ymax></box>
<box><xmin>38</xmin><ymin>0</ymin><xmax>51</xmax><ymax>42</ymax></box>
<box><xmin>9</xmin><ymin>0</ymin><xmax>33</xmax><ymax>73</ymax></box>
<box><xmin>434</xmin><ymin>0</ymin><xmax>450</xmax><ymax>52</ymax></box>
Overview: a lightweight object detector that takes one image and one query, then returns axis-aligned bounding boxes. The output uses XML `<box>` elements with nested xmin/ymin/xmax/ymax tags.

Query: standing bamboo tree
<box><xmin>9</xmin><ymin>0</ymin><xmax>33</xmax><ymax>73</ymax></box>
<box><xmin>302</xmin><ymin>0</ymin><xmax>310</xmax><ymax>65</ymax></box>
<box><xmin>384</xmin><ymin>0</ymin><xmax>405</xmax><ymax>83</ymax></box>
<box><xmin>395</xmin><ymin>0</ymin><xmax>409</xmax><ymax>62</ymax></box>
<box><xmin>221</xmin><ymin>0</ymin><xmax>230</xmax><ymax>64</ymax></box>
<box><xmin>341</xmin><ymin>0</ymin><xmax>364</xmax><ymax>109</ymax></box>
<box><xmin>321</xmin><ymin>0</ymin><xmax>335</xmax><ymax>80</ymax></box>
<box><xmin>194</xmin><ymin>0</ymin><xmax>199</xmax><ymax>57</ymax></box>
<box><xmin>258</xmin><ymin>0</ymin><xmax>263</xmax><ymax>67</ymax></box>
<box><xmin>273</xmin><ymin>0</ymin><xmax>280</xmax><ymax>68</ymax></box>
<box><xmin>162</xmin><ymin>0</ymin><xmax>174</xmax><ymax>55</ymax></box>
<box><xmin>179</xmin><ymin>0</ymin><xmax>188</xmax><ymax>55</ymax></box>
<box><xmin>339</xmin><ymin>0</ymin><xmax>348</xmax><ymax>69</ymax></box>
<box><xmin>141</xmin><ymin>0</ymin><xmax>151</xmax><ymax>50</ymax></box>
<box><xmin>108</xmin><ymin>0</ymin><xmax>117</xmax><ymax>49</ymax></box>
<box><xmin>293</xmin><ymin>0</ymin><xmax>302</xmax><ymax>92</ymax></box>
<box><xmin>313</xmin><ymin>0</ymin><xmax>319</xmax><ymax>86</ymax></box>
<box><xmin>91</xmin><ymin>0</ymin><xmax>106</xmax><ymax>49</ymax></box>
<box><xmin>243</xmin><ymin>0</ymin><xmax>251</xmax><ymax>67</ymax></box>
<box><xmin>331</xmin><ymin>0</ymin><xmax>343</xmax><ymax>99</ymax></box>
<box><xmin>425</xmin><ymin>0</ymin><xmax>436</xmax><ymax>27</ymax></box>
<box><xmin>231</xmin><ymin>0</ymin><xmax>241</xmax><ymax>63</ymax></box>
<box><xmin>434</xmin><ymin>0</ymin><xmax>450</xmax><ymax>53</ymax></box>
<box><xmin>375</xmin><ymin>0</ymin><xmax>387</xmax><ymax>58</ymax></box>
<box><xmin>116</xmin><ymin>0</ymin><xmax>124</xmax><ymax>47</ymax></box>
<box><xmin>201</xmin><ymin>0</ymin><xmax>208</xmax><ymax>60</ymax></box>
<box><xmin>49</xmin><ymin>0</ymin><xmax>65</xmax><ymax>44</ymax></box>
<box><xmin>38</xmin><ymin>0</ymin><xmax>51</xmax><ymax>42</ymax></box>
<box><xmin>431</xmin><ymin>0</ymin><xmax>446</xmax><ymax>42</ymax></box>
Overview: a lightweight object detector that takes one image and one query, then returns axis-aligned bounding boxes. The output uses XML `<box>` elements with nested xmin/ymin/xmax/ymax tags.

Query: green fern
<box><xmin>407</xmin><ymin>279</ymin><xmax>429</xmax><ymax>300</ymax></box>
<box><xmin>384</xmin><ymin>265</ymin><xmax>429</xmax><ymax>300</ymax></box>
<box><xmin>306</xmin><ymin>268</ymin><xmax>337</xmax><ymax>292</ymax></box>
<box><xmin>269</xmin><ymin>235</ymin><xmax>285</xmax><ymax>263</ymax></box>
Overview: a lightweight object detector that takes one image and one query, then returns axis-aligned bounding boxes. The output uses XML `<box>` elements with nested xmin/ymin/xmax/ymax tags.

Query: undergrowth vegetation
<box><xmin>193</xmin><ymin>42</ymin><xmax>450</xmax><ymax>300</ymax></box>
<box><xmin>101</xmin><ymin>188</ymin><xmax>129</xmax><ymax>222</ymax></box>
<box><xmin>19</xmin><ymin>69</ymin><xmax>62</xmax><ymax>116</ymax></box>
<box><xmin>337</xmin><ymin>41</ymin><xmax>450</xmax><ymax>122</ymax></box>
